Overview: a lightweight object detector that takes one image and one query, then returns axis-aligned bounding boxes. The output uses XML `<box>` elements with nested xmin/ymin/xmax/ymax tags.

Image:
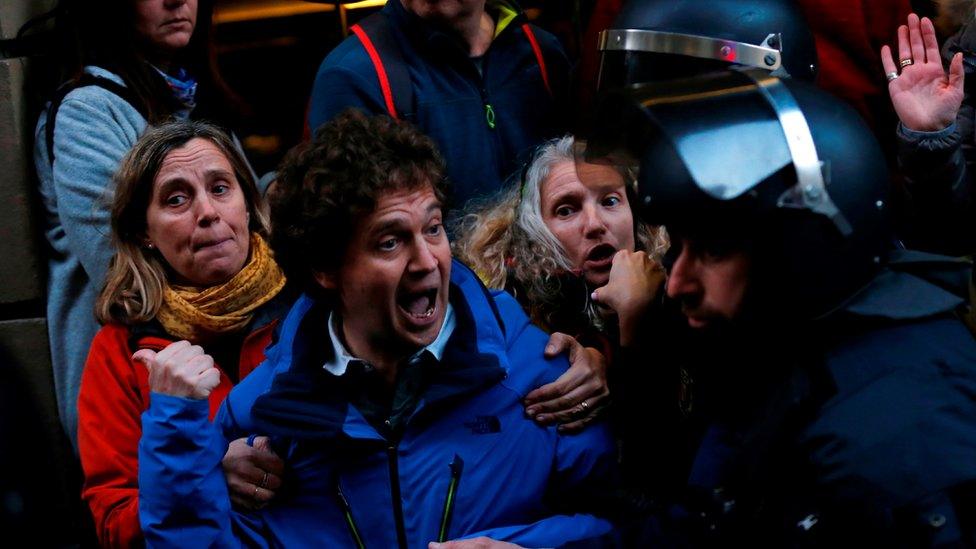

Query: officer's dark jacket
<box><xmin>568</xmin><ymin>251</ymin><xmax>976</xmax><ymax>547</ymax></box>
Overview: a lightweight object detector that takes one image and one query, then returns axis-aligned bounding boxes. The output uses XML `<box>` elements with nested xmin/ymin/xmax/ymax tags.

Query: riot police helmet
<box><xmin>584</xmin><ymin>70</ymin><xmax>890</xmax><ymax>321</ymax></box>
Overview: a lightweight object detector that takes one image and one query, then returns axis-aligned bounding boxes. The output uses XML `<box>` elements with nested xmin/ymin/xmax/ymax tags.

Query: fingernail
<box><xmin>590</xmin><ymin>291</ymin><xmax>598</xmax><ymax>300</ymax></box>
<box><xmin>535</xmin><ymin>415</ymin><xmax>545</xmax><ymax>422</ymax></box>
<box><xmin>526</xmin><ymin>407</ymin><xmax>537</xmax><ymax>416</ymax></box>
<box><xmin>545</xmin><ymin>345</ymin><xmax>555</xmax><ymax>353</ymax></box>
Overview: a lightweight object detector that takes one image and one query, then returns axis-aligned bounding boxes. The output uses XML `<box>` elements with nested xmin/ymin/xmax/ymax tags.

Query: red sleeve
<box><xmin>77</xmin><ymin>324</ymin><xmax>258</xmax><ymax>546</ymax></box>
<box><xmin>77</xmin><ymin>324</ymin><xmax>150</xmax><ymax>548</ymax></box>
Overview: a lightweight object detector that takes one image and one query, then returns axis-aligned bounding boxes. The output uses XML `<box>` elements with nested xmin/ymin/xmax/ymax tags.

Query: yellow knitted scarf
<box><xmin>156</xmin><ymin>233</ymin><xmax>286</xmax><ymax>342</ymax></box>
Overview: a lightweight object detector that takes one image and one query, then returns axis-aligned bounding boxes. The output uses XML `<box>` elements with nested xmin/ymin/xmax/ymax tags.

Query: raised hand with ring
<box><xmin>880</xmin><ymin>13</ymin><xmax>963</xmax><ymax>132</ymax></box>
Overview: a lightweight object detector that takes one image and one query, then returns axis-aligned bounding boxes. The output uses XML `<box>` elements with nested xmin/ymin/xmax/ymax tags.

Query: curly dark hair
<box><xmin>270</xmin><ymin>109</ymin><xmax>449</xmax><ymax>290</ymax></box>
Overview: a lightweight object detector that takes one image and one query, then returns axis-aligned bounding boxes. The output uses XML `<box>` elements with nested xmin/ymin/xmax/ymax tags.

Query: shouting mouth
<box><xmin>397</xmin><ymin>287</ymin><xmax>439</xmax><ymax>324</ymax></box>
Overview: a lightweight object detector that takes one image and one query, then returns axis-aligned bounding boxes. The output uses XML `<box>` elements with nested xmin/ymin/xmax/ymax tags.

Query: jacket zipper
<box><xmin>475</xmin><ymin>51</ymin><xmax>496</xmax><ymax>130</ymax></box>
<box><xmin>437</xmin><ymin>454</ymin><xmax>465</xmax><ymax>542</ymax></box>
<box><xmin>388</xmin><ymin>445</ymin><xmax>408</xmax><ymax>549</ymax></box>
<box><xmin>336</xmin><ymin>483</ymin><xmax>366</xmax><ymax>549</ymax></box>
<box><xmin>480</xmin><ymin>83</ymin><xmax>496</xmax><ymax>130</ymax></box>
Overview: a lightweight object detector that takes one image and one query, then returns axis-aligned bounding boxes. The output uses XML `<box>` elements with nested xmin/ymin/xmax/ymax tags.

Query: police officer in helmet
<box><xmin>569</xmin><ymin>69</ymin><xmax>976</xmax><ymax>546</ymax></box>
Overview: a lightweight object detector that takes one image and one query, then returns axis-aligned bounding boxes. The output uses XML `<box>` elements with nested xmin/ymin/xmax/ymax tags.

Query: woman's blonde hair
<box><xmin>454</xmin><ymin>135</ymin><xmax>668</xmax><ymax>331</ymax></box>
<box><xmin>95</xmin><ymin>120</ymin><xmax>269</xmax><ymax>326</ymax></box>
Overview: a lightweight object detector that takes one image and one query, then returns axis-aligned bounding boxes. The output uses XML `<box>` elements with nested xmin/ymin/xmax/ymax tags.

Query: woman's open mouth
<box><xmin>583</xmin><ymin>243</ymin><xmax>617</xmax><ymax>270</ymax></box>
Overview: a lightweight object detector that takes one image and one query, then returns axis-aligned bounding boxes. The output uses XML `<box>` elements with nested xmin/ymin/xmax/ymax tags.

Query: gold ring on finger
<box><xmin>900</xmin><ymin>58</ymin><xmax>913</xmax><ymax>68</ymax></box>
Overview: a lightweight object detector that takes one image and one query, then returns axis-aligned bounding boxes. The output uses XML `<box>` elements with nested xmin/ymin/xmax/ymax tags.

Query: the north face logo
<box><xmin>464</xmin><ymin>416</ymin><xmax>501</xmax><ymax>434</ymax></box>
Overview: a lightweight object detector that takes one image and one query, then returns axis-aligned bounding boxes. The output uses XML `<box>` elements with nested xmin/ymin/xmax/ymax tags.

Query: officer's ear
<box><xmin>312</xmin><ymin>270</ymin><xmax>338</xmax><ymax>290</ymax></box>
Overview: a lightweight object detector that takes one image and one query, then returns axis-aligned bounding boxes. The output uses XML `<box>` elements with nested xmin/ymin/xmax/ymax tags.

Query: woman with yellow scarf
<box><xmin>77</xmin><ymin>121</ymin><xmax>292</xmax><ymax>548</ymax></box>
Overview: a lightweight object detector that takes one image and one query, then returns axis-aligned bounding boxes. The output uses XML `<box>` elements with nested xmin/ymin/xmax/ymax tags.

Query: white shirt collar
<box><xmin>323</xmin><ymin>302</ymin><xmax>456</xmax><ymax>376</ymax></box>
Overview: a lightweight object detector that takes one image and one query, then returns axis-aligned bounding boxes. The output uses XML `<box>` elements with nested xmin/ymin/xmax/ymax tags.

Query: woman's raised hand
<box><xmin>133</xmin><ymin>340</ymin><xmax>221</xmax><ymax>399</ymax></box>
<box><xmin>590</xmin><ymin>249</ymin><xmax>665</xmax><ymax>347</ymax></box>
<box><xmin>882</xmin><ymin>13</ymin><xmax>964</xmax><ymax>132</ymax></box>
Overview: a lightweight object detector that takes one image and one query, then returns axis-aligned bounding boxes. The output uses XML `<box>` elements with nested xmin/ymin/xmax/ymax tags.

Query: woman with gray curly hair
<box><xmin>455</xmin><ymin>135</ymin><xmax>668</xmax><ymax>346</ymax></box>
<box><xmin>454</xmin><ymin>136</ymin><xmax>670</xmax><ymax>436</ymax></box>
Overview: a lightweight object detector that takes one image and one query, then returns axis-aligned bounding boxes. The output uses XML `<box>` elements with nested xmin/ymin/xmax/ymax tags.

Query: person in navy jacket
<box><xmin>308</xmin><ymin>0</ymin><xmax>570</xmax><ymax>211</ymax></box>
<box><xmin>137</xmin><ymin>110</ymin><xmax>616</xmax><ymax>548</ymax></box>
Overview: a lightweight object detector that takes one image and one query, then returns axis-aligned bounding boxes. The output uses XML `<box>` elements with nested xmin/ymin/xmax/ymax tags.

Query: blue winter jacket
<box><xmin>139</xmin><ymin>260</ymin><xmax>616</xmax><ymax>548</ymax></box>
<box><xmin>307</xmin><ymin>0</ymin><xmax>569</xmax><ymax>210</ymax></box>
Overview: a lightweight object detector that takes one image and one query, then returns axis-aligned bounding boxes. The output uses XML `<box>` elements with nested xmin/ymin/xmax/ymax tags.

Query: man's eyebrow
<box><xmin>367</xmin><ymin>202</ymin><xmax>443</xmax><ymax>235</ymax></box>
<box><xmin>369</xmin><ymin>216</ymin><xmax>410</xmax><ymax>236</ymax></box>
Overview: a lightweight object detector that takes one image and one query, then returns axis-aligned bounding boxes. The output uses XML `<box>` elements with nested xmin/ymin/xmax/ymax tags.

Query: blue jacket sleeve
<box><xmin>488</xmin><ymin>291</ymin><xmax>619</xmax><ymax>546</ymax></box>
<box><xmin>460</xmin><ymin>424</ymin><xmax>618</xmax><ymax>546</ymax></box>
<box><xmin>139</xmin><ymin>394</ymin><xmax>268</xmax><ymax>548</ymax></box>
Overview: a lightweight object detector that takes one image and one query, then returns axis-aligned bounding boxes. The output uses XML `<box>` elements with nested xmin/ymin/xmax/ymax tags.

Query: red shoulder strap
<box><xmin>521</xmin><ymin>23</ymin><xmax>552</xmax><ymax>97</ymax></box>
<box><xmin>351</xmin><ymin>23</ymin><xmax>400</xmax><ymax>120</ymax></box>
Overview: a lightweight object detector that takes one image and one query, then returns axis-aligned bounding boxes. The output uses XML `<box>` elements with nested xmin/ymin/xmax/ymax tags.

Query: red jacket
<box><xmin>77</xmin><ymin>318</ymin><xmax>278</xmax><ymax>548</ymax></box>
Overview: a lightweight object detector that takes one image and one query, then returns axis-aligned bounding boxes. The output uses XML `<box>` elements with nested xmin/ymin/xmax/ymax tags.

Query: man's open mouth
<box><xmin>397</xmin><ymin>287</ymin><xmax>438</xmax><ymax>320</ymax></box>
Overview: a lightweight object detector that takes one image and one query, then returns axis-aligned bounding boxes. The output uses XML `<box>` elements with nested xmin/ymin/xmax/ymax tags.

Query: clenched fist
<box><xmin>133</xmin><ymin>340</ymin><xmax>221</xmax><ymax>399</ymax></box>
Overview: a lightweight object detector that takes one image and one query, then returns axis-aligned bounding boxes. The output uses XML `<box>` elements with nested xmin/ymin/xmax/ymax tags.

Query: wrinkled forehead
<box><xmin>570</xmin><ymin>146</ymin><xmax>633</xmax><ymax>194</ymax></box>
<box><xmin>156</xmin><ymin>138</ymin><xmax>234</xmax><ymax>181</ymax></box>
<box><xmin>357</xmin><ymin>184</ymin><xmax>444</xmax><ymax>230</ymax></box>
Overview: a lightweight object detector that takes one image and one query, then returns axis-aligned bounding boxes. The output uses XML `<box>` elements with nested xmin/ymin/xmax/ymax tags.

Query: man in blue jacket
<box><xmin>136</xmin><ymin>110</ymin><xmax>615</xmax><ymax>548</ymax></box>
<box><xmin>307</xmin><ymin>0</ymin><xmax>569</xmax><ymax>210</ymax></box>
